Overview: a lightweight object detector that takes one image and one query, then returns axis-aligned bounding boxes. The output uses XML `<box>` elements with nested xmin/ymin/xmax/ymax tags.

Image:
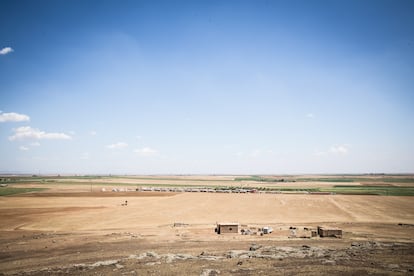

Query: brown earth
<box><xmin>0</xmin><ymin>185</ymin><xmax>413</xmax><ymax>275</ymax></box>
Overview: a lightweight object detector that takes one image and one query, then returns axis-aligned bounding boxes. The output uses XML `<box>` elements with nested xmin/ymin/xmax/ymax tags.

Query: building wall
<box><xmin>318</xmin><ymin>227</ymin><xmax>342</xmax><ymax>237</ymax></box>
<box><xmin>218</xmin><ymin>224</ymin><xmax>239</xmax><ymax>234</ymax></box>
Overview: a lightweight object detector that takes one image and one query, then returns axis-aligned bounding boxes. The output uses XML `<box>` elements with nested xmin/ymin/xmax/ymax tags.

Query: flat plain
<box><xmin>0</xmin><ymin>175</ymin><xmax>413</xmax><ymax>275</ymax></box>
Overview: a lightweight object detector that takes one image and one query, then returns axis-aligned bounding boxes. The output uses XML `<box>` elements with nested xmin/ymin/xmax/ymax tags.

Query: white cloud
<box><xmin>330</xmin><ymin>145</ymin><xmax>349</xmax><ymax>155</ymax></box>
<box><xmin>30</xmin><ymin>142</ymin><xmax>41</xmax><ymax>147</ymax></box>
<box><xmin>134</xmin><ymin>147</ymin><xmax>158</xmax><ymax>157</ymax></box>
<box><xmin>9</xmin><ymin>126</ymin><xmax>72</xmax><ymax>141</ymax></box>
<box><xmin>106</xmin><ymin>142</ymin><xmax>128</xmax><ymax>149</ymax></box>
<box><xmin>306</xmin><ymin>113</ymin><xmax>315</xmax><ymax>119</ymax></box>
<box><xmin>89</xmin><ymin>130</ymin><xmax>97</xmax><ymax>136</ymax></box>
<box><xmin>0</xmin><ymin>112</ymin><xmax>30</xmax><ymax>122</ymax></box>
<box><xmin>314</xmin><ymin>144</ymin><xmax>350</xmax><ymax>156</ymax></box>
<box><xmin>0</xmin><ymin>47</ymin><xmax>13</xmax><ymax>55</ymax></box>
<box><xmin>19</xmin><ymin>146</ymin><xmax>29</xmax><ymax>151</ymax></box>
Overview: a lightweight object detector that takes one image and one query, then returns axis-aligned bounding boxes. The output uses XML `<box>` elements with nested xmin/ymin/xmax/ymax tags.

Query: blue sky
<box><xmin>1</xmin><ymin>0</ymin><xmax>413</xmax><ymax>174</ymax></box>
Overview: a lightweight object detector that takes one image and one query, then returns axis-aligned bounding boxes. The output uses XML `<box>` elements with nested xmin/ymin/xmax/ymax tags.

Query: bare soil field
<box><xmin>0</xmin><ymin>176</ymin><xmax>413</xmax><ymax>275</ymax></box>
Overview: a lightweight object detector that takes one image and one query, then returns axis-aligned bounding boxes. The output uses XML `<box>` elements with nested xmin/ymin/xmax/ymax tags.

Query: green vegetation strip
<box><xmin>382</xmin><ymin>178</ymin><xmax>414</xmax><ymax>183</ymax></box>
<box><xmin>297</xmin><ymin>177</ymin><xmax>414</xmax><ymax>184</ymax></box>
<box><xmin>297</xmin><ymin>178</ymin><xmax>356</xmax><ymax>182</ymax></box>
<box><xmin>0</xmin><ymin>188</ymin><xmax>47</xmax><ymax>196</ymax></box>
<box><xmin>322</xmin><ymin>185</ymin><xmax>414</xmax><ymax>196</ymax></box>
<box><xmin>261</xmin><ymin>186</ymin><xmax>414</xmax><ymax>196</ymax></box>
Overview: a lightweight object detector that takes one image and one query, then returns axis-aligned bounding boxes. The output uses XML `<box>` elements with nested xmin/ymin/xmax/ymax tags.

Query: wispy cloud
<box><xmin>106</xmin><ymin>142</ymin><xmax>128</xmax><ymax>150</ymax></box>
<box><xmin>89</xmin><ymin>130</ymin><xmax>97</xmax><ymax>136</ymax></box>
<box><xmin>19</xmin><ymin>146</ymin><xmax>29</xmax><ymax>151</ymax></box>
<box><xmin>330</xmin><ymin>144</ymin><xmax>349</xmax><ymax>155</ymax></box>
<box><xmin>306</xmin><ymin>113</ymin><xmax>315</xmax><ymax>119</ymax></box>
<box><xmin>315</xmin><ymin>144</ymin><xmax>350</xmax><ymax>156</ymax></box>
<box><xmin>9</xmin><ymin>126</ymin><xmax>72</xmax><ymax>141</ymax></box>
<box><xmin>0</xmin><ymin>112</ymin><xmax>30</xmax><ymax>122</ymax></box>
<box><xmin>0</xmin><ymin>47</ymin><xmax>13</xmax><ymax>55</ymax></box>
<box><xmin>134</xmin><ymin>147</ymin><xmax>158</xmax><ymax>157</ymax></box>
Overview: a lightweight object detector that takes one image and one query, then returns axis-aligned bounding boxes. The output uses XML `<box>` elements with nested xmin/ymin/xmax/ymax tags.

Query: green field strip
<box><xmin>0</xmin><ymin>188</ymin><xmax>47</xmax><ymax>196</ymax></box>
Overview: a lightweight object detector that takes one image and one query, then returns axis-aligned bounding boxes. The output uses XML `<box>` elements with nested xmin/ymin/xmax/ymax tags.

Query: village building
<box><xmin>216</xmin><ymin>222</ymin><xmax>239</xmax><ymax>234</ymax></box>
<box><xmin>317</xmin><ymin>226</ymin><xmax>343</xmax><ymax>238</ymax></box>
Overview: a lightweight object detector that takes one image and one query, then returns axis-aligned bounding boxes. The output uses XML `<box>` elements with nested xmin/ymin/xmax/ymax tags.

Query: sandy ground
<box><xmin>1</xmin><ymin>193</ymin><xmax>412</xmax><ymax>232</ymax></box>
<box><xmin>0</xmin><ymin>187</ymin><xmax>413</xmax><ymax>275</ymax></box>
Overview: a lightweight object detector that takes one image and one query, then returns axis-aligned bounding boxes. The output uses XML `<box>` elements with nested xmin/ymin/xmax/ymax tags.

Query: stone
<box><xmin>90</xmin><ymin>260</ymin><xmax>118</xmax><ymax>267</ymax></box>
<box><xmin>249</xmin><ymin>244</ymin><xmax>262</xmax><ymax>251</ymax></box>
<box><xmin>200</xmin><ymin>269</ymin><xmax>220</xmax><ymax>276</ymax></box>
<box><xmin>146</xmin><ymin>252</ymin><xmax>160</xmax><ymax>259</ymax></box>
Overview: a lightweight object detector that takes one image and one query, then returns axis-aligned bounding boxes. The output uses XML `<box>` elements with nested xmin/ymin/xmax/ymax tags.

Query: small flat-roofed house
<box><xmin>216</xmin><ymin>223</ymin><xmax>239</xmax><ymax>234</ymax></box>
<box><xmin>317</xmin><ymin>226</ymin><xmax>342</xmax><ymax>238</ymax></box>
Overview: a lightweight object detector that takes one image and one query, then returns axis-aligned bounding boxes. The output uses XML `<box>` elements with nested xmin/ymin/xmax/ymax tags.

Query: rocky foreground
<box><xmin>9</xmin><ymin>241</ymin><xmax>414</xmax><ymax>276</ymax></box>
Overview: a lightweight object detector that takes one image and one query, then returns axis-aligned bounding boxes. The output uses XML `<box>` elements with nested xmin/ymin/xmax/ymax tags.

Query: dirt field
<box><xmin>1</xmin><ymin>178</ymin><xmax>414</xmax><ymax>275</ymax></box>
